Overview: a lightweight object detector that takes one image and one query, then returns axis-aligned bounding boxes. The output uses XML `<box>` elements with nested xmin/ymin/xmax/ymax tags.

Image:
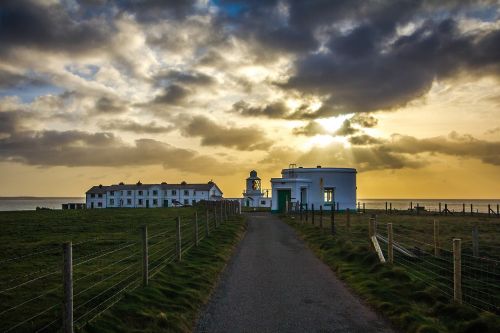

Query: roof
<box><xmin>86</xmin><ymin>182</ymin><xmax>222</xmax><ymax>194</ymax></box>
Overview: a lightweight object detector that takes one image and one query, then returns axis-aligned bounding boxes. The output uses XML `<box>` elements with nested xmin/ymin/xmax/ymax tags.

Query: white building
<box><xmin>86</xmin><ymin>181</ymin><xmax>223</xmax><ymax>209</ymax></box>
<box><xmin>270</xmin><ymin>166</ymin><xmax>357</xmax><ymax>213</ymax></box>
<box><xmin>242</xmin><ymin>170</ymin><xmax>272</xmax><ymax>208</ymax></box>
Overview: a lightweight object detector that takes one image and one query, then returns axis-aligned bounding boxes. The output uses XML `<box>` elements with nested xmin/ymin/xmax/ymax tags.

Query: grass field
<box><xmin>283</xmin><ymin>211</ymin><xmax>500</xmax><ymax>333</ymax></box>
<box><xmin>0</xmin><ymin>206</ymin><xmax>241</xmax><ymax>332</ymax></box>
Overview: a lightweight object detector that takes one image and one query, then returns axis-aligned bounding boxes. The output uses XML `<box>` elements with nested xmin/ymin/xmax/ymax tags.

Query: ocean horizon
<box><xmin>0</xmin><ymin>196</ymin><xmax>499</xmax><ymax>212</ymax></box>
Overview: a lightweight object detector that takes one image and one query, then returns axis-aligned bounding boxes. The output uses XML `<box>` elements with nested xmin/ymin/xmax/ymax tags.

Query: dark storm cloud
<box><xmin>152</xmin><ymin>84</ymin><xmax>191</xmax><ymax>105</ymax></box>
<box><xmin>350</xmin><ymin>114</ymin><xmax>378</xmax><ymax>128</ymax></box>
<box><xmin>284</xmin><ymin>17</ymin><xmax>500</xmax><ymax>113</ymax></box>
<box><xmin>116</xmin><ymin>0</ymin><xmax>198</xmax><ymax>21</ymax></box>
<box><xmin>99</xmin><ymin>119</ymin><xmax>175</xmax><ymax>134</ymax></box>
<box><xmin>0</xmin><ymin>0</ymin><xmax>111</xmax><ymax>54</ymax></box>
<box><xmin>179</xmin><ymin>115</ymin><xmax>272</xmax><ymax>151</ymax></box>
<box><xmin>0</xmin><ymin>69</ymin><xmax>46</xmax><ymax>89</ymax></box>
<box><xmin>0</xmin><ymin>128</ymin><xmax>237</xmax><ymax>174</ymax></box>
<box><xmin>334</xmin><ymin>120</ymin><xmax>358</xmax><ymax>136</ymax></box>
<box><xmin>292</xmin><ymin>121</ymin><xmax>327</xmax><ymax>136</ymax></box>
<box><xmin>94</xmin><ymin>97</ymin><xmax>127</xmax><ymax>114</ymax></box>
<box><xmin>155</xmin><ymin>70</ymin><xmax>216</xmax><ymax>87</ymax></box>
<box><xmin>230</xmin><ymin>100</ymin><xmax>289</xmax><ymax>119</ymax></box>
<box><xmin>349</xmin><ymin>135</ymin><xmax>384</xmax><ymax>145</ymax></box>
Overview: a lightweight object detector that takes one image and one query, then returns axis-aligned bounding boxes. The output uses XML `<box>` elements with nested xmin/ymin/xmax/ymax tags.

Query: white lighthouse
<box><xmin>242</xmin><ymin>170</ymin><xmax>271</xmax><ymax>208</ymax></box>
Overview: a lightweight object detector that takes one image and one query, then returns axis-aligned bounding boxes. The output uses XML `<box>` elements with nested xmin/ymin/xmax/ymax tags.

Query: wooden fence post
<box><xmin>331</xmin><ymin>205</ymin><xmax>336</xmax><ymax>235</ymax></box>
<box><xmin>453</xmin><ymin>239</ymin><xmax>462</xmax><ymax>304</ymax></box>
<box><xmin>363</xmin><ymin>203</ymin><xmax>366</xmax><ymax>214</ymax></box>
<box><xmin>439</xmin><ymin>202</ymin><xmax>442</xmax><ymax>214</ymax></box>
<box><xmin>385</xmin><ymin>201</ymin><xmax>388</xmax><ymax>213</ymax></box>
<box><xmin>195</xmin><ymin>212</ymin><xmax>199</xmax><ymax>246</ymax></box>
<box><xmin>472</xmin><ymin>225</ymin><xmax>479</xmax><ymax>257</ymax></box>
<box><xmin>311</xmin><ymin>204</ymin><xmax>315</xmax><ymax>225</ymax></box>
<box><xmin>319</xmin><ymin>205</ymin><xmax>323</xmax><ymax>231</ymax></box>
<box><xmin>389</xmin><ymin>202</ymin><xmax>392</xmax><ymax>214</ymax></box>
<box><xmin>462</xmin><ymin>203</ymin><xmax>465</xmax><ymax>216</ymax></box>
<box><xmin>141</xmin><ymin>226</ymin><xmax>148</xmax><ymax>286</ymax></box>
<box><xmin>416</xmin><ymin>203</ymin><xmax>419</xmax><ymax>215</ymax></box>
<box><xmin>488</xmin><ymin>204</ymin><xmax>491</xmax><ymax>217</ymax></box>
<box><xmin>205</xmin><ymin>209</ymin><xmax>210</xmax><ymax>237</ymax></box>
<box><xmin>346</xmin><ymin>208</ymin><xmax>350</xmax><ymax>232</ymax></box>
<box><xmin>63</xmin><ymin>242</ymin><xmax>73</xmax><ymax>333</ymax></box>
<box><xmin>214</xmin><ymin>206</ymin><xmax>218</xmax><ymax>228</ymax></box>
<box><xmin>300</xmin><ymin>204</ymin><xmax>303</xmax><ymax>222</ymax></box>
<box><xmin>434</xmin><ymin>220</ymin><xmax>440</xmax><ymax>257</ymax></box>
<box><xmin>387</xmin><ymin>223</ymin><xmax>393</xmax><ymax>264</ymax></box>
<box><xmin>470</xmin><ymin>204</ymin><xmax>473</xmax><ymax>216</ymax></box>
<box><xmin>336</xmin><ymin>202</ymin><xmax>339</xmax><ymax>212</ymax></box>
<box><xmin>176</xmin><ymin>217</ymin><xmax>182</xmax><ymax>262</ymax></box>
<box><xmin>305</xmin><ymin>204</ymin><xmax>309</xmax><ymax>223</ymax></box>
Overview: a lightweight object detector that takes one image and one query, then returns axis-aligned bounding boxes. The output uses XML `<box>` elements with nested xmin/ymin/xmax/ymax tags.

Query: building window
<box><xmin>172</xmin><ymin>190</ymin><xmax>177</xmax><ymax>195</ymax></box>
<box><xmin>152</xmin><ymin>190</ymin><xmax>158</xmax><ymax>196</ymax></box>
<box><xmin>98</xmin><ymin>194</ymin><xmax>103</xmax><ymax>198</ymax></box>
<box><xmin>138</xmin><ymin>190</ymin><xmax>143</xmax><ymax>196</ymax></box>
<box><xmin>153</xmin><ymin>199</ymin><xmax>158</xmax><ymax>205</ymax></box>
<box><xmin>193</xmin><ymin>190</ymin><xmax>196</xmax><ymax>195</ymax></box>
<box><xmin>164</xmin><ymin>190</ymin><xmax>168</xmax><ymax>196</ymax></box>
<box><xmin>324</xmin><ymin>188</ymin><xmax>334</xmax><ymax>203</ymax></box>
<box><xmin>184</xmin><ymin>190</ymin><xmax>189</xmax><ymax>196</ymax></box>
<box><xmin>110</xmin><ymin>199</ymin><xmax>114</xmax><ymax>205</ymax></box>
<box><xmin>184</xmin><ymin>199</ymin><xmax>189</xmax><ymax>205</ymax></box>
<box><xmin>127</xmin><ymin>199</ymin><xmax>132</xmax><ymax>205</ymax></box>
<box><xmin>110</xmin><ymin>191</ymin><xmax>114</xmax><ymax>196</ymax></box>
<box><xmin>138</xmin><ymin>199</ymin><xmax>143</xmax><ymax>205</ymax></box>
<box><xmin>261</xmin><ymin>200</ymin><xmax>266</xmax><ymax>205</ymax></box>
<box><xmin>127</xmin><ymin>190</ymin><xmax>132</xmax><ymax>196</ymax></box>
<box><xmin>98</xmin><ymin>202</ymin><xmax>102</xmax><ymax>207</ymax></box>
<box><xmin>90</xmin><ymin>194</ymin><xmax>95</xmax><ymax>198</ymax></box>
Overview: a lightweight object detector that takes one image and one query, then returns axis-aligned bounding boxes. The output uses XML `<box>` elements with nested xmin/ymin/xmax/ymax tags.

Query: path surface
<box><xmin>195</xmin><ymin>213</ymin><xmax>394</xmax><ymax>333</ymax></box>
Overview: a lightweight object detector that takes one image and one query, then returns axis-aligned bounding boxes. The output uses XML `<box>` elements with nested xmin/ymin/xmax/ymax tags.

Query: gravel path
<box><xmin>195</xmin><ymin>212</ymin><xmax>394</xmax><ymax>333</ymax></box>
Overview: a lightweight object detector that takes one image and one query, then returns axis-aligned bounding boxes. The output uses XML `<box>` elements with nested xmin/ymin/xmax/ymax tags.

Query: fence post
<box><xmin>346</xmin><ymin>208</ymin><xmax>350</xmax><ymax>232</ymax></box>
<box><xmin>434</xmin><ymin>220</ymin><xmax>440</xmax><ymax>257</ymax></box>
<box><xmin>311</xmin><ymin>204</ymin><xmax>315</xmax><ymax>225</ymax></box>
<box><xmin>305</xmin><ymin>204</ymin><xmax>309</xmax><ymax>223</ymax></box>
<box><xmin>387</xmin><ymin>223</ymin><xmax>393</xmax><ymax>264</ymax></box>
<box><xmin>141</xmin><ymin>226</ymin><xmax>148</xmax><ymax>286</ymax></box>
<box><xmin>453</xmin><ymin>239</ymin><xmax>462</xmax><ymax>304</ymax></box>
<box><xmin>300</xmin><ymin>204</ymin><xmax>303</xmax><ymax>222</ymax></box>
<box><xmin>176</xmin><ymin>217</ymin><xmax>182</xmax><ymax>262</ymax></box>
<box><xmin>416</xmin><ymin>203</ymin><xmax>419</xmax><ymax>215</ymax></box>
<box><xmin>195</xmin><ymin>212</ymin><xmax>199</xmax><ymax>246</ymax></box>
<box><xmin>336</xmin><ymin>202</ymin><xmax>339</xmax><ymax>211</ymax></box>
<box><xmin>488</xmin><ymin>204</ymin><xmax>491</xmax><ymax>217</ymax></box>
<box><xmin>470</xmin><ymin>204</ymin><xmax>473</xmax><ymax>216</ymax></box>
<box><xmin>319</xmin><ymin>205</ymin><xmax>323</xmax><ymax>231</ymax></box>
<box><xmin>389</xmin><ymin>202</ymin><xmax>392</xmax><ymax>214</ymax></box>
<box><xmin>472</xmin><ymin>225</ymin><xmax>479</xmax><ymax>257</ymax></box>
<box><xmin>363</xmin><ymin>203</ymin><xmax>366</xmax><ymax>214</ymax></box>
<box><xmin>214</xmin><ymin>206</ymin><xmax>218</xmax><ymax>228</ymax></box>
<box><xmin>285</xmin><ymin>200</ymin><xmax>289</xmax><ymax>216</ymax></box>
<box><xmin>385</xmin><ymin>201</ymin><xmax>388</xmax><ymax>213</ymax></box>
<box><xmin>439</xmin><ymin>202</ymin><xmax>442</xmax><ymax>214</ymax></box>
<box><xmin>205</xmin><ymin>209</ymin><xmax>210</xmax><ymax>237</ymax></box>
<box><xmin>331</xmin><ymin>205</ymin><xmax>336</xmax><ymax>235</ymax></box>
<box><xmin>63</xmin><ymin>242</ymin><xmax>73</xmax><ymax>333</ymax></box>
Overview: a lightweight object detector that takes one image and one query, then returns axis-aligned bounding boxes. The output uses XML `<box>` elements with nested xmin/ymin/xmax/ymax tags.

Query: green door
<box><xmin>277</xmin><ymin>189</ymin><xmax>291</xmax><ymax>213</ymax></box>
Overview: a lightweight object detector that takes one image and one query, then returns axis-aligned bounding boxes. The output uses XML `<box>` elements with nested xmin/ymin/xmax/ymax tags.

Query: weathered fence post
<box><xmin>470</xmin><ymin>204</ymin><xmax>473</xmax><ymax>216</ymax></box>
<box><xmin>444</xmin><ymin>203</ymin><xmax>448</xmax><ymax>216</ymax></box>
<box><xmin>300</xmin><ymin>204</ymin><xmax>303</xmax><ymax>222</ymax></box>
<box><xmin>176</xmin><ymin>217</ymin><xmax>182</xmax><ymax>262</ymax></box>
<box><xmin>305</xmin><ymin>204</ymin><xmax>309</xmax><ymax>223</ymax></box>
<box><xmin>488</xmin><ymin>204</ymin><xmax>491</xmax><ymax>217</ymax></box>
<box><xmin>205</xmin><ymin>209</ymin><xmax>210</xmax><ymax>237</ymax></box>
<box><xmin>497</xmin><ymin>204</ymin><xmax>499</xmax><ymax>217</ymax></box>
<box><xmin>194</xmin><ymin>212</ymin><xmax>199</xmax><ymax>246</ymax></box>
<box><xmin>434</xmin><ymin>220</ymin><xmax>440</xmax><ymax>257</ymax></box>
<box><xmin>214</xmin><ymin>206</ymin><xmax>218</xmax><ymax>228</ymax></box>
<box><xmin>346</xmin><ymin>208</ymin><xmax>350</xmax><ymax>232</ymax></box>
<box><xmin>319</xmin><ymin>205</ymin><xmax>323</xmax><ymax>231</ymax></box>
<box><xmin>472</xmin><ymin>225</ymin><xmax>479</xmax><ymax>257</ymax></box>
<box><xmin>385</xmin><ymin>201</ymin><xmax>388</xmax><ymax>213</ymax></box>
<box><xmin>363</xmin><ymin>203</ymin><xmax>366</xmax><ymax>214</ymax></box>
<box><xmin>387</xmin><ymin>223</ymin><xmax>393</xmax><ymax>264</ymax></box>
<box><xmin>336</xmin><ymin>202</ymin><xmax>339</xmax><ymax>212</ymax></box>
<box><xmin>63</xmin><ymin>242</ymin><xmax>73</xmax><ymax>333</ymax></box>
<box><xmin>416</xmin><ymin>203</ymin><xmax>420</xmax><ymax>215</ymax></box>
<box><xmin>141</xmin><ymin>226</ymin><xmax>148</xmax><ymax>286</ymax></box>
<box><xmin>462</xmin><ymin>203</ymin><xmax>465</xmax><ymax>216</ymax></box>
<box><xmin>331</xmin><ymin>205</ymin><xmax>336</xmax><ymax>235</ymax></box>
<box><xmin>453</xmin><ymin>239</ymin><xmax>462</xmax><ymax>304</ymax></box>
<box><xmin>389</xmin><ymin>202</ymin><xmax>392</xmax><ymax>214</ymax></box>
<box><xmin>311</xmin><ymin>204</ymin><xmax>315</xmax><ymax>225</ymax></box>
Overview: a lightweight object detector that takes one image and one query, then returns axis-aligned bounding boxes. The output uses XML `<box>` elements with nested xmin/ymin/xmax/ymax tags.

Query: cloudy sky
<box><xmin>1</xmin><ymin>0</ymin><xmax>500</xmax><ymax>198</ymax></box>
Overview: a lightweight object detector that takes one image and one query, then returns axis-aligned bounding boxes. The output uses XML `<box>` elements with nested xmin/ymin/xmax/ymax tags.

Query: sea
<box><xmin>0</xmin><ymin>197</ymin><xmax>85</xmax><ymax>211</ymax></box>
<box><xmin>0</xmin><ymin>197</ymin><xmax>499</xmax><ymax>213</ymax></box>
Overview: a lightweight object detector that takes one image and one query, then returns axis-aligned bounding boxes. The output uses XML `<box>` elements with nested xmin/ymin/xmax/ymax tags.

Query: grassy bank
<box><xmin>0</xmin><ymin>207</ymin><xmax>242</xmax><ymax>332</ymax></box>
<box><xmin>84</xmin><ymin>214</ymin><xmax>246</xmax><ymax>332</ymax></box>
<box><xmin>283</xmin><ymin>216</ymin><xmax>500</xmax><ymax>333</ymax></box>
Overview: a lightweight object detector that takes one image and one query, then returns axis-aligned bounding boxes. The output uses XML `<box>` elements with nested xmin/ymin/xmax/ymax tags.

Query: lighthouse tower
<box><xmin>242</xmin><ymin>170</ymin><xmax>271</xmax><ymax>208</ymax></box>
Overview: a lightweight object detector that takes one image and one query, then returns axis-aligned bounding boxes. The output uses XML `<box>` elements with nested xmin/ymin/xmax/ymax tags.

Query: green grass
<box><xmin>283</xmin><ymin>215</ymin><xmax>500</xmax><ymax>333</ymax></box>
<box><xmin>0</xmin><ymin>207</ymin><xmax>242</xmax><ymax>332</ymax></box>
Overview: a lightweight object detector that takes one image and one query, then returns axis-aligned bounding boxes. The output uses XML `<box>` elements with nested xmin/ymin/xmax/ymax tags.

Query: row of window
<box><xmin>90</xmin><ymin>189</ymin><xmax>207</xmax><ymax>198</ymax></box>
<box><xmin>105</xmin><ymin>198</ymin><xmax>197</xmax><ymax>206</ymax></box>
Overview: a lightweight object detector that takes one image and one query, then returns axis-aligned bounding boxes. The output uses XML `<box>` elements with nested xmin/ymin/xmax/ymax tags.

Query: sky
<box><xmin>1</xmin><ymin>0</ymin><xmax>500</xmax><ymax>199</ymax></box>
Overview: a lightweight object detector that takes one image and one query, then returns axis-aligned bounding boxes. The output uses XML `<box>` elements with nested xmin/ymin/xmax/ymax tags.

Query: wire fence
<box><xmin>285</xmin><ymin>206</ymin><xmax>500</xmax><ymax>314</ymax></box>
<box><xmin>0</xmin><ymin>200</ymin><xmax>240</xmax><ymax>332</ymax></box>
